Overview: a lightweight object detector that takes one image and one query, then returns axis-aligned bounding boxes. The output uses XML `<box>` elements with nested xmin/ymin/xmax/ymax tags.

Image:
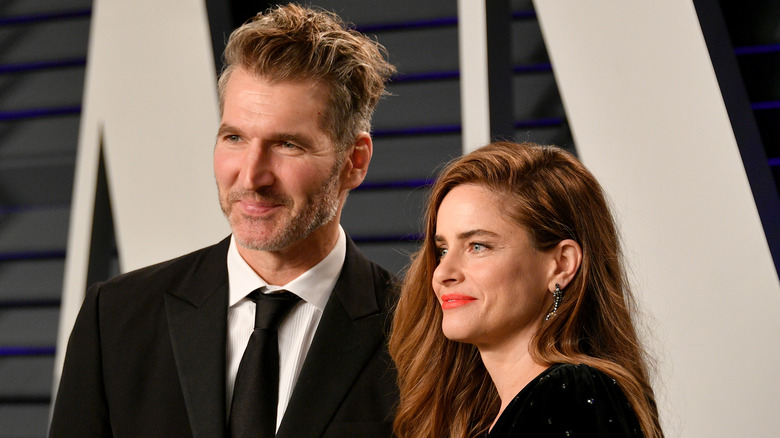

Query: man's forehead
<box><xmin>231</xmin><ymin>67</ymin><xmax>328</xmax><ymax>92</ymax></box>
<box><xmin>221</xmin><ymin>68</ymin><xmax>343</xmax><ymax>146</ymax></box>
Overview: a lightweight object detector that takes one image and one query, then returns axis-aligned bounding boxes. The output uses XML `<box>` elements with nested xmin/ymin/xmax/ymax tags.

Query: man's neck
<box><xmin>236</xmin><ymin>221</ymin><xmax>341</xmax><ymax>285</ymax></box>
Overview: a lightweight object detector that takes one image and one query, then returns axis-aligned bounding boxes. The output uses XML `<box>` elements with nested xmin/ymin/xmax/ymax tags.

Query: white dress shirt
<box><xmin>225</xmin><ymin>227</ymin><xmax>346</xmax><ymax>431</ymax></box>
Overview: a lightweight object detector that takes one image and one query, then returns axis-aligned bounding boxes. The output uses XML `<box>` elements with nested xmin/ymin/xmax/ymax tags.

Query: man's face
<box><xmin>214</xmin><ymin>68</ymin><xmax>346</xmax><ymax>253</ymax></box>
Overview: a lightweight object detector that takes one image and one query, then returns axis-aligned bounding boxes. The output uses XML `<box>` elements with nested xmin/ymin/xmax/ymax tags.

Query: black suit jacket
<box><xmin>50</xmin><ymin>236</ymin><xmax>398</xmax><ymax>437</ymax></box>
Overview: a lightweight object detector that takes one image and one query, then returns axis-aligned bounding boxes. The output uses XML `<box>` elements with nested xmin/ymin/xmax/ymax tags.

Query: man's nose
<box><xmin>240</xmin><ymin>143</ymin><xmax>274</xmax><ymax>190</ymax></box>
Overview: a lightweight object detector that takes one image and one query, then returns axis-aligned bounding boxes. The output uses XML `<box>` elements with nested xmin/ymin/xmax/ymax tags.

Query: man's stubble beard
<box><xmin>220</xmin><ymin>157</ymin><xmax>344</xmax><ymax>252</ymax></box>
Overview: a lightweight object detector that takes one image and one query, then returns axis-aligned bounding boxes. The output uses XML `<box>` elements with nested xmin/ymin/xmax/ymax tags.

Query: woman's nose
<box><xmin>432</xmin><ymin>251</ymin><xmax>463</xmax><ymax>286</ymax></box>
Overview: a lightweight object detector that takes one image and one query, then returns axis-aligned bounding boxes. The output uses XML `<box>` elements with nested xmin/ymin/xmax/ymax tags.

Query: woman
<box><xmin>389</xmin><ymin>142</ymin><xmax>663</xmax><ymax>437</ymax></box>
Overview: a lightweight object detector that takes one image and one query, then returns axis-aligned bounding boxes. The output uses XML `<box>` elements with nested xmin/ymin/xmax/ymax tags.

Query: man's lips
<box><xmin>440</xmin><ymin>294</ymin><xmax>477</xmax><ymax>310</ymax></box>
<box><xmin>228</xmin><ymin>189</ymin><xmax>290</xmax><ymax>214</ymax></box>
<box><xmin>236</xmin><ymin>199</ymin><xmax>282</xmax><ymax>215</ymax></box>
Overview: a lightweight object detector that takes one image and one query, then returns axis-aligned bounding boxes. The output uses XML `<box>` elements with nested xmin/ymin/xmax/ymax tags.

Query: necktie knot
<box><xmin>249</xmin><ymin>289</ymin><xmax>301</xmax><ymax>331</ymax></box>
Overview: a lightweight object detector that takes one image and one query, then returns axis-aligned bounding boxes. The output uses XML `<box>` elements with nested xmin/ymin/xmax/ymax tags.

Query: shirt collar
<box><xmin>227</xmin><ymin>226</ymin><xmax>346</xmax><ymax>311</ymax></box>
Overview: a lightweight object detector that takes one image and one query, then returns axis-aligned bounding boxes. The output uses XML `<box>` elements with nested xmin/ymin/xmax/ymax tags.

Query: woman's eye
<box><xmin>471</xmin><ymin>243</ymin><xmax>486</xmax><ymax>251</ymax></box>
<box><xmin>437</xmin><ymin>248</ymin><xmax>448</xmax><ymax>259</ymax></box>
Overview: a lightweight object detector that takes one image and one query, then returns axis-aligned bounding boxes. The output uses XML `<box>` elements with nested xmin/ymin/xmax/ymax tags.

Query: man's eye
<box><xmin>282</xmin><ymin>142</ymin><xmax>297</xmax><ymax>149</ymax></box>
<box><xmin>227</xmin><ymin>135</ymin><xmax>240</xmax><ymax>142</ymax></box>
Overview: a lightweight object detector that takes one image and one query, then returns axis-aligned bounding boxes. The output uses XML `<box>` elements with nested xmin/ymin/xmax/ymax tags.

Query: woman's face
<box><xmin>432</xmin><ymin>184</ymin><xmax>554</xmax><ymax>353</ymax></box>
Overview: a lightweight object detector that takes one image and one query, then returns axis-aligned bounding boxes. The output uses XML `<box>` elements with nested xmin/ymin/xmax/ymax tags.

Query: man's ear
<box><xmin>341</xmin><ymin>132</ymin><xmax>373</xmax><ymax>191</ymax></box>
<box><xmin>548</xmin><ymin>239</ymin><xmax>582</xmax><ymax>291</ymax></box>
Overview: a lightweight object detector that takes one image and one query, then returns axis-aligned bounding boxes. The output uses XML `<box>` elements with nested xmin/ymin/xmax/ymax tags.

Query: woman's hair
<box><xmin>389</xmin><ymin>141</ymin><xmax>662</xmax><ymax>438</ymax></box>
<box><xmin>217</xmin><ymin>3</ymin><xmax>396</xmax><ymax>150</ymax></box>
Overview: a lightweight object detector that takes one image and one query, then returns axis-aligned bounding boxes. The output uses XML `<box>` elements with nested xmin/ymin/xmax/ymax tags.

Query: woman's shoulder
<box><xmin>535</xmin><ymin>363</ymin><xmax>623</xmax><ymax>399</ymax></box>
<box><xmin>489</xmin><ymin>363</ymin><xmax>644</xmax><ymax>437</ymax></box>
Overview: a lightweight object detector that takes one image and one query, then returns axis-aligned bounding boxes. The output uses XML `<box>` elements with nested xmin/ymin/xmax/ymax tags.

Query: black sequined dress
<box><xmin>486</xmin><ymin>363</ymin><xmax>644</xmax><ymax>437</ymax></box>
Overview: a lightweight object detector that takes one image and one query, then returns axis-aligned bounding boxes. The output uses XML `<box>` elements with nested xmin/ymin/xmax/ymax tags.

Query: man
<box><xmin>50</xmin><ymin>4</ymin><xmax>397</xmax><ymax>437</ymax></box>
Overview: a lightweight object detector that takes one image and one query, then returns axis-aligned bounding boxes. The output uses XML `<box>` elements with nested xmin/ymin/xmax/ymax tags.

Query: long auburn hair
<box><xmin>389</xmin><ymin>142</ymin><xmax>663</xmax><ymax>438</ymax></box>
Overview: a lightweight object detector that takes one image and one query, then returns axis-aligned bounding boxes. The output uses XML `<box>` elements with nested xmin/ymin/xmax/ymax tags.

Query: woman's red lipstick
<box><xmin>440</xmin><ymin>294</ymin><xmax>476</xmax><ymax>310</ymax></box>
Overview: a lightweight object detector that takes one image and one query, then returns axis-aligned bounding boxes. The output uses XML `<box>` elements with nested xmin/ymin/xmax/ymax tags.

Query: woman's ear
<box><xmin>549</xmin><ymin>239</ymin><xmax>582</xmax><ymax>291</ymax></box>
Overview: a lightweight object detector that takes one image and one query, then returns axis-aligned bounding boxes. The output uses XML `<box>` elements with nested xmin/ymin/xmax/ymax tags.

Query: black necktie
<box><xmin>229</xmin><ymin>289</ymin><xmax>301</xmax><ymax>438</ymax></box>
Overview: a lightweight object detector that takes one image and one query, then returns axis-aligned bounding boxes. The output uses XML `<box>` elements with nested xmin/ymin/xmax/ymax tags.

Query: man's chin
<box><xmin>234</xmin><ymin>234</ymin><xmax>278</xmax><ymax>252</ymax></box>
<box><xmin>230</xmin><ymin>218</ymin><xmax>279</xmax><ymax>249</ymax></box>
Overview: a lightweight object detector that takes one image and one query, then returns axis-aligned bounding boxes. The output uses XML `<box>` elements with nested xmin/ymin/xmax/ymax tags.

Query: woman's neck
<box><xmin>479</xmin><ymin>343</ymin><xmax>549</xmax><ymax>430</ymax></box>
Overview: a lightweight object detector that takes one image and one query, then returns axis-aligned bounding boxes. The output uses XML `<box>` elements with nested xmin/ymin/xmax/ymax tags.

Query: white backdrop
<box><xmin>532</xmin><ymin>1</ymin><xmax>780</xmax><ymax>436</ymax></box>
<box><xmin>55</xmin><ymin>0</ymin><xmax>228</xmax><ymax>393</ymax></box>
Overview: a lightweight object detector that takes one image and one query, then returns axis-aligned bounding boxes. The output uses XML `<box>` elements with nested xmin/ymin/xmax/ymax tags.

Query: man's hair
<box><xmin>217</xmin><ymin>3</ymin><xmax>396</xmax><ymax>150</ymax></box>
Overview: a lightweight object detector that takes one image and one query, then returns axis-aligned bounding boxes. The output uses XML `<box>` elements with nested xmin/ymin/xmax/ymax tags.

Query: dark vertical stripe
<box><xmin>486</xmin><ymin>0</ymin><xmax>514</xmax><ymax>141</ymax></box>
<box><xmin>86</xmin><ymin>136</ymin><xmax>117</xmax><ymax>287</ymax></box>
<box><xmin>226</xmin><ymin>0</ymin><xmax>275</xmax><ymax>28</ymax></box>
<box><xmin>204</xmin><ymin>1</ymin><xmax>276</xmax><ymax>79</ymax></box>
<box><xmin>204</xmin><ymin>0</ymin><xmax>234</xmax><ymax>75</ymax></box>
<box><xmin>694</xmin><ymin>0</ymin><xmax>780</xmax><ymax>276</ymax></box>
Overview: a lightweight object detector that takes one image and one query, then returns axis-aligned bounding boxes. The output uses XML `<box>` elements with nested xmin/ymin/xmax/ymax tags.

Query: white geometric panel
<box><xmin>534</xmin><ymin>1</ymin><xmax>780</xmax><ymax>436</ymax></box>
<box><xmin>55</xmin><ymin>0</ymin><xmax>228</xmax><ymax>394</ymax></box>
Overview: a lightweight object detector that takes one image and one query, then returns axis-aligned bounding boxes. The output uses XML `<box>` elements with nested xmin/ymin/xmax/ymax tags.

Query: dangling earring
<box><xmin>545</xmin><ymin>283</ymin><xmax>563</xmax><ymax>321</ymax></box>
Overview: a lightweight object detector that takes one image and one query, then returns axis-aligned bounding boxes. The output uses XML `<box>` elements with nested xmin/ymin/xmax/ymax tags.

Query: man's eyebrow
<box><xmin>215</xmin><ymin>125</ymin><xmax>313</xmax><ymax>147</ymax></box>
<box><xmin>271</xmin><ymin>132</ymin><xmax>313</xmax><ymax>147</ymax></box>
<box><xmin>216</xmin><ymin>124</ymin><xmax>241</xmax><ymax>137</ymax></box>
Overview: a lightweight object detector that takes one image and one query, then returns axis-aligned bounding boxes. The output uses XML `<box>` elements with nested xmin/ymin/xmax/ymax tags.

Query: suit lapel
<box><xmin>277</xmin><ymin>238</ymin><xmax>386</xmax><ymax>438</ymax></box>
<box><xmin>165</xmin><ymin>238</ymin><xmax>230</xmax><ymax>438</ymax></box>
